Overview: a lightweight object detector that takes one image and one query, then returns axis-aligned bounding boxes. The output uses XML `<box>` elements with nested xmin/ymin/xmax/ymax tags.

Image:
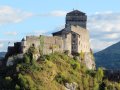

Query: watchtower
<box><xmin>65</xmin><ymin>10</ymin><xmax>87</xmax><ymax>29</ymax></box>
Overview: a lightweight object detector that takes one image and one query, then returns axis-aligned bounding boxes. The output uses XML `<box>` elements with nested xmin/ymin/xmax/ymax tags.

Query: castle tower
<box><xmin>21</xmin><ymin>38</ymin><xmax>26</xmax><ymax>53</ymax></box>
<box><xmin>65</xmin><ymin>10</ymin><xmax>87</xmax><ymax>29</ymax></box>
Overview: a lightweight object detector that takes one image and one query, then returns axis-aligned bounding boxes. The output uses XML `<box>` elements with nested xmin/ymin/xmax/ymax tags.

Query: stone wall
<box><xmin>62</xmin><ymin>33</ymin><xmax>72</xmax><ymax>53</ymax></box>
<box><xmin>43</xmin><ymin>36</ymin><xmax>63</xmax><ymax>54</ymax></box>
<box><xmin>71</xmin><ymin>25</ymin><xmax>90</xmax><ymax>53</ymax></box>
<box><xmin>22</xmin><ymin>35</ymin><xmax>63</xmax><ymax>55</ymax></box>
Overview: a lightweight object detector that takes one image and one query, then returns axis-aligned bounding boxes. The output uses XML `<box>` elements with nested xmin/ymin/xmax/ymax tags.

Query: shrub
<box><xmin>18</xmin><ymin>74</ymin><xmax>36</xmax><ymax>90</ymax></box>
<box><xmin>23</xmin><ymin>54</ymin><xmax>30</xmax><ymax>64</ymax></box>
<box><xmin>55</xmin><ymin>73</ymin><xmax>68</xmax><ymax>84</ymax></box>
<box><xmin>93</xmin><ymin>78</ymin><xmax>99</xmax><ymax>90</ymax></box>
<box><xmin>80</xmin><ymin>50</ymin><xmax>84</xmax><ymax>60</ymax></box>
<box><xmin>15</xmin><ymin>84</ymin><xmax>20</xmax><ymax>90</ymax></box>
<box><xmin>95</xmin><ymin>68</ymin><xmax>104</xmax><ymax>83</ymax></box>
<box><xmin>64</xmin><ymin>50</ymin><xmax>69</xmax><ymax>55</ymax></box>
<box><xmin>82</xmin><ymin>75</ymin><xmax>89</xmax><ymax>90</ymax></box>
<box><xmin>70</xmin><ymin>59</ymin><xmax>80</xmax><ymax>70</ymax></box>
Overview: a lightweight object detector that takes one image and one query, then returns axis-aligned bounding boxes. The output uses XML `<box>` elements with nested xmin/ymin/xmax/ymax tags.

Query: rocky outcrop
<box><xmin>6</xmin><ymin>54</ymin><xmax>23</xmax><ymax>66</ymax></box>
<box><xmin>65</xmin><ymin>82</ymin><xmax>78</xmax><ymax>90</ymax></box>
<box><xmin>84</xmin><ymin>53</ymin><xmax>96</xmax><ymax>70</ymax></box>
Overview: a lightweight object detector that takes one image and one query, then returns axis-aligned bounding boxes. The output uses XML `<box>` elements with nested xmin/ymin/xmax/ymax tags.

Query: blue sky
<box><xmin>0</xmin><ymin>0</ymin><xmax>120</xmax><ymax>52</ymax></box>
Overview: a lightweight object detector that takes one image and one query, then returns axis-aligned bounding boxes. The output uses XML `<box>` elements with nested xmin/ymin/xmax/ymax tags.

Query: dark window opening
<box><xmin>72</xmin><ymin>34</ymin><xmax>76</xmax><ymax>38</ymax></box>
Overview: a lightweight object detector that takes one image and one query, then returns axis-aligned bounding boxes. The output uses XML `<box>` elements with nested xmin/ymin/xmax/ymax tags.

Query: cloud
<box><xmin>37</xmin><ymin>10</ymin><xmax>67</xmax><ymax>17</ymax></box>
<box><xmin>88</xmin><ymin>12</ymin><xmax>120</xmax><ymax>51</ymax></box>
<box><xmin>0</xmin><ymin>7</ymin><xmax>66</xmax><ymax>25</ymax></box>
<box><xmin>0</xmin><ymin>39</ymin><xmax>18</xmax><ymax>43</ymax></box>
<box><xmin>104</xmin><ymin>33</ymin><xmax>119</xmax><ymax>39</ymax></box>
<box><xmin>90</xmin><ymin>39</ymin><xmax>116</xmax><ymax>52</ymax></box>
<box><xmin>4</xmin><ymin>31</ymin><xmax>18</xmax><ymax>36</ymax></box>
<box><xmin>0</xmin><ymin>43</ymin><xmax>4</xmax><ymax>48</ymax></box>
<box><xmin>0</xmin><ymin>6</ymin><xmax>33</xmax><ymax>25</ymax></box>
<box><xmin>49</xmin><ymin>10</ymin><xmax>67</xmax><ymax>16</ymax></box>
<box><xmin>32</xmin><ymin>30</ymin><xmax>49</xmax><ymax>36</ymax></box>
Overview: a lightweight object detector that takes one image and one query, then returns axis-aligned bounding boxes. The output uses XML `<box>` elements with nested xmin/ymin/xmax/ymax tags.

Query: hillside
<box><xmin>94</xmin><ymin>41</ymin><xmax>120</xmax><ymax>69</ymax></box>
<box><xmin>0</xmin><ymin>52</ymin><xmax>120</xmax><ymax>90</ymax></box>
<box><xmin>0</xmin><ymin>52</ymin><xmax>6</xmax><ymax>59</ymax></box>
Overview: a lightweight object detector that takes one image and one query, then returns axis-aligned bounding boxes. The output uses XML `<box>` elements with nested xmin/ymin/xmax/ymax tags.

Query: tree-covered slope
<box><xmin>0</xmin><ymin>52</ymin><xmax>120</xmax><ymax>90</ymax></box>
<box><xmin>94</xmin><ymin>41</ymin><xmax>120</xmax><ymax>69</ymax></box>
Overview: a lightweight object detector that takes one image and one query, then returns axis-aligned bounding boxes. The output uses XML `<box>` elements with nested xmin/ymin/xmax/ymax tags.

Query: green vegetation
<box><xmin>80</xmin><ymin>50</ymin><xmax>84</xmax><ymax>60</ymax></box>
<box><xmin>39</xmin><ymin>35</ymin><xmax>44</xmax><ymax>56</ymax></box>
<box><xmin>0</xmin><ymin>51</ymin><xmax>120</xmax><ymax>90</ymax></box>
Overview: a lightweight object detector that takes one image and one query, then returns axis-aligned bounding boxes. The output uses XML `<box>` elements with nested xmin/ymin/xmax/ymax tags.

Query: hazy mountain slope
<box><xmin>0</xmin><ymin>52</ymin><xmax>6</xmax><ymax>59</ymax></box>
<box><xmin>94</xmin><ymin>41</ymin><xmax>120</xmax><ymax>69</ymax></box>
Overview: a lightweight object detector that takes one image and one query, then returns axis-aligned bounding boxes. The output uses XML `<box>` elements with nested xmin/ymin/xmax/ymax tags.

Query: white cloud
<box><xmin>37</xmin><ymin>10</ymin><xmax>67</xmax><ymax>17</ymax></box>
<box><xmin>4</xmin><ymin>31</ymin><xmax>18</xmax><ymax>36</ymax></box>
<box><xmin>0</xmin><ymin>39</ymin><xmax>17</xmax><ymax>43</ymax></box>
<box><xmin>33</xmin><ymin>30</ymin><xmax>48</xmax><ymax>36</ymax></box>
<box><xmin>90</xmin><ymin>39</ymin><xmax>116</xmax><ymax>52</ymax></box>
<box><xmin>104</xmin><ymin>33</ymin><xmax>119</xmax><ymax>39</ymax></box>
<box><xmin>50</xmin><ymin>10</ymin><xmax>67</xmax><ymax>16</ymax></box>
<box><xmin>0</xmin><ymin>6</ymin><xmax>33</xmax><ymax>25</ymax></box>
<box><xmin>0</xmin><ymin>43</ymin><xmax>4</xmax><ymax>48</ymax></box>
<box><xmin>88</xmin><ymin>11</ymin><xmax>120</xmax><ymax>51</ymax></box>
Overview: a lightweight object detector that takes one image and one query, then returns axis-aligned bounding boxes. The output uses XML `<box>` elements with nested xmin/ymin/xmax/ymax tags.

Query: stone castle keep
<box><xmin>6</xmin><ymin>10</ymin><xmax>95</xmax><ymax>69</ymax></box>
<box><xmin>7</xmin><ymin>10</ymin><xmax>91</xmax><ymax>56</ymax></box>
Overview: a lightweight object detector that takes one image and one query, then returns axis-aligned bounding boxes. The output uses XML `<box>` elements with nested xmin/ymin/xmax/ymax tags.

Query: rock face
<box><xmin>65</xmin><ymin>82</ymin><xmax>78</xmax><ymax>90</ymax></box>
<box><xmin>84</xmin><ymin>53</ymin><xmax>96</xmax><ymax>70</ymax></box>
<box><xmin>6</xmin><ymin>54</ymin><xmax>23</xmax><ymax>66</ymax></box>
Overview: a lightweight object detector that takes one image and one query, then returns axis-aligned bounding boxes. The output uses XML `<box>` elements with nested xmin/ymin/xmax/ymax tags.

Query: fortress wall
<box><xmin>23</xmin><ymin>36</ymin><xmax>40</xmax><ymax>53</ymax></box>
<box><xmin>71</xmin><ymin>26</ymin><xmax>90</xmax><ymax>53</ymax></box>
<box><xmin>23</xmin><ymin>36</ymin><xmax>63</xmax><ymax>55</ymax></box>
<box><xmin>62</xmin><ymin>33</ymin><xmax>72</xmax><ymax>53</ymax></box>
<box><xmin>43</xmin><ymin>36</ymin><xmax>63</xmax><ymax>54</ymax></box>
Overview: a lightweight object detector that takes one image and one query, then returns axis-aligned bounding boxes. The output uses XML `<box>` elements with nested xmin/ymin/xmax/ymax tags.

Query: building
<box><xmin>6</xmin><ymin>10</ymin><xmax>95</xmax><ymax>69</ymax></box>
<box><xmin>7</xmin><ymin>10</ymin><xmax>90</xmax><ymax>56</ymax></box>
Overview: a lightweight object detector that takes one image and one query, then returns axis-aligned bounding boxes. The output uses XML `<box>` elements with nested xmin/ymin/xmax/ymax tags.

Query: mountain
<box><xmin>0</xmin><ymin>52</ymin><xmax>6</xmax><ymax>59</ymax></box>
<box><xmin>94</xmin><ymin>41</ymin><xmax>120</xmax><ymax>69</ymax></box>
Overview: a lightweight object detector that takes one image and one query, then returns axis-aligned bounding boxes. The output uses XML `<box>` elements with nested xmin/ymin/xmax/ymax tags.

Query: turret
<box><xmin>21</xmin><ymin>38</ymin><xmax>26</xmax><ymax>53</ymax></box>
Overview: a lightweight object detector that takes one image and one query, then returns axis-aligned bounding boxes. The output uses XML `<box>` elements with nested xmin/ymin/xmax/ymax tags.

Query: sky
<box><xmin>0</xmin><ymin>0</ymin><xmax>120</xmax><ymax>52</ymax></box>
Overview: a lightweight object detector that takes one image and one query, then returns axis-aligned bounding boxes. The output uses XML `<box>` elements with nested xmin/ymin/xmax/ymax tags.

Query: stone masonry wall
<box><xmin>23</xmin><ymin>35</ymin><xmax>63</xmax><ymax>55</ymax></box>
<box><xmin>71</xmin><ymin>25</ymin><xmax>90</xmax><ymax>53</ymax></box>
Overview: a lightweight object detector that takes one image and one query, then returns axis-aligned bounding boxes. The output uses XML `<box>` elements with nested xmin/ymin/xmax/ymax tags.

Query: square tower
<box><xmin>65</xmin><ymin>10</ymin><xmax>87</xmax><ymax>29</ymax></box>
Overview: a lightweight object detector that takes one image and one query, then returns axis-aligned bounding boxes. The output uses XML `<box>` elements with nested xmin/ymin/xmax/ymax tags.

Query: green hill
<box><xmin>94</xmin><ymin>41</ymin><xmax>120</xmax><ymax>69</ymax></box>
<box><xmin>0</xmin><ymin>52</ymin><xmax>120</xmax><ymax>90</ymax></box>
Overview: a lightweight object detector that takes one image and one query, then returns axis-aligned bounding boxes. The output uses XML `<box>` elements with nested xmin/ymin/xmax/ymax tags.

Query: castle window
<box><xmin>72</xmin><ymin>41</ymin><xmax>75</xmax><ymax>45</ymax></box>
<box><xmin>72</xmin><ymin>46</ymin><xmax>74</xmax><ymax>49</ymax></box>
<box><xmin>32</xmin><ymin>43</ymin><xmax>35</xmax><ymax>47</ymax></box>
<box><xmin>72</xmin><ymin>34</ymin><xmax>76</xmax><ymax>38</ymax></box>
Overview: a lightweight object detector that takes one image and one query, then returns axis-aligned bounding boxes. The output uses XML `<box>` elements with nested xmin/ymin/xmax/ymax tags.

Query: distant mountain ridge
<box><xmin>94</xmin><ymin>41</ymin><xmax>120</xmax><ymax>69</ymax></box>
<box><xmin>0</xmin><ymin>52</ymin><xmax>6</xmax><ymax>59</ymax></box>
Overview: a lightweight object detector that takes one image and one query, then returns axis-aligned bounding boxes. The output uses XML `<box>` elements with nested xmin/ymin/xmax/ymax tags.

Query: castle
<box><xmin>7</xmin><ymin>10</ymin><xmax>90</xmax><ymax>55</ymax></box>
<box><xmin>6</xmin><ymin>10</ymin><xmax>95</xmax><ymax>69</ymax></box>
